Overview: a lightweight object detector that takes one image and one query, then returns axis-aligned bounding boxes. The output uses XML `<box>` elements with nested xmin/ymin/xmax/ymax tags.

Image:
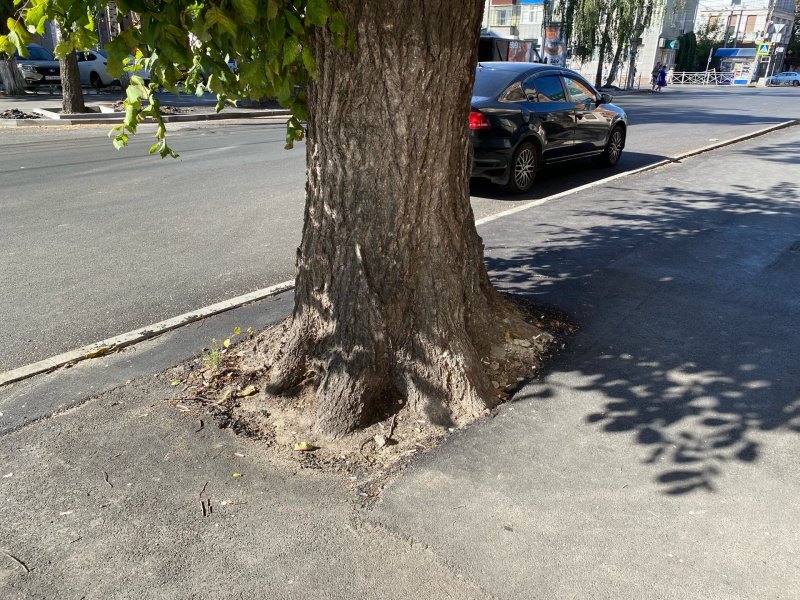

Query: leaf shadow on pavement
<box><xmin>484</xmin><ymin>180</ymin><xmax>800</xmax><ymax>494</ymax></box>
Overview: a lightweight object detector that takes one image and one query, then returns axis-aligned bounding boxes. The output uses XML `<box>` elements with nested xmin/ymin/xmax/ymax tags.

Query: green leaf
<box><xmin>305</xmin><ymin>0</ymin><xmax>331</xmax><ymax>26</ymax></box>
<box><xmin>112</xmin><ymin>133</ymin><xmax>129</xmax><ymax>150</ymax></box>
<box><xmin>301</xmin><ymin>46</ymin><xmax>316</xmax><ymax>78</ymax></box>
<box><xmin>5</xmin><ymin>30</ymin><xmax>24</xmax><ymax>56</ymax></box>
<box><xmin>267</xmin><ymin>0</ymin><xmax>279</xmax><ymax>20</ymax></box>
<box><xmin>231</xmin><ymin>0</ymin><xmax>258</xmax><ymax>23</ymax></box>
<box><xmin>283</xmin><ymin>37</ymin><xmax>299</xmax><ymax>67</ymax></box>
<box><xmin>285</xmin><ymin>12</ymin><xmax>303</xmax><ymax>35</ymax></box>
<box><xmin>54</xmin><ymin>40</ymin><xmax>75</xmax><ymax>59</ymax></box>
<box><xmin>233</xmin><ymin>326</ymin><xmax>241</xmax><ymax>336</ymax></box>
<box><xmin>149</xmin><ymin>142</ymin><xmax>160</xmax><ymax>154</ymax></box>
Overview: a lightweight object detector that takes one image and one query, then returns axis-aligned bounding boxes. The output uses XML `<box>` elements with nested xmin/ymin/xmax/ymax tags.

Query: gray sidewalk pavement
<box><xmin>2</xmin><ymin>126</ymin><xmax>799</xmax><ymax>599</ymax></box>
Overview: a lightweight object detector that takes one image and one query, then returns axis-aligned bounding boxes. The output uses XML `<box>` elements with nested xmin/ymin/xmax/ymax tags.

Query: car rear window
<box><xmin>473</xmin><ymin>68</ymin><xmax>517</xmax><ymax>98</ymax></box>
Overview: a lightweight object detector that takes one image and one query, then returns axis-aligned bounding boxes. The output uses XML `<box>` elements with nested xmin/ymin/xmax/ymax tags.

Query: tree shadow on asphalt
<box><xmin>469</xmin><ymin>151</ymin><xmax>668</xmax><ymax>202</ymax></box>
<box><xmin>484</xmin><ymin>180</ymin><xmax>800</xmax><ymax>494</ymax></box>
<box><xmin>738</xmin><ymin>139</ymin><xmax>799</xmax><ymax>165</ymax></box>
<box><xmin>626</xmin><ymin>106</ymin><xmax>793</xmax><ymax>127</ymax></box>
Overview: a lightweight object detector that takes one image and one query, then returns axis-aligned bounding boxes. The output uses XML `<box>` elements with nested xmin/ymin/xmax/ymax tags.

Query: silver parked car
<box><xmin>767</xmin><ymin>71</ymin><xmax>800</xmax><ymax>86</ymax></box>
<box><xmin>77</xmin><ymin>50</ymin><xmax>116</xmax><ymax>88</ymax></box>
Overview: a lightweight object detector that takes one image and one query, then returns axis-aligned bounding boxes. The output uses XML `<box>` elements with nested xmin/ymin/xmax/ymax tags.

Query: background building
<box><xmin>482</xmin><ymin>0</ymin><xmax>548</xmax><ymax>60</ymax></box>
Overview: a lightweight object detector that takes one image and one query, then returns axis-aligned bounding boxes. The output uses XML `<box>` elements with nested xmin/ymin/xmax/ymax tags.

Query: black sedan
<box><xmin>14</xmin><ymin>44</ymin><xmax>61</xmax><ymax>89</ymax></box>
<box><xmin>470</xmin><ymin>62</ymin><xmax>627</xmax><ymax>194</ymax></box>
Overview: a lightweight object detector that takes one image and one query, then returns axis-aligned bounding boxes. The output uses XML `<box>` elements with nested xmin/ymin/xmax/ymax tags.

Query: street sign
<box><xmin>757</xmin><ymin>42</ymin><xmax>773</xmax><ymax>56</ymax></box>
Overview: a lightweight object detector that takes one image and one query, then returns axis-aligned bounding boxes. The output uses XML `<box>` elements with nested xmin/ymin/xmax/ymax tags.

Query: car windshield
<box><xmin>23</xmin><ymin>46</ymin><xmax>55</xmax><ymax>61</ymax></box>
<box><xmin>473</xmin><ymin>67</ymin><xmax>517</xmax><ymax>98</ymax></box>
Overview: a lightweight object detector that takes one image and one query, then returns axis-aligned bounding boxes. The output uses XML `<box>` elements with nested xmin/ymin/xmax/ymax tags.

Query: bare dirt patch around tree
<box><xmin>165</xmin><ymin>294</ymin><xmax>576</xmax><ymax>500</ymax></box>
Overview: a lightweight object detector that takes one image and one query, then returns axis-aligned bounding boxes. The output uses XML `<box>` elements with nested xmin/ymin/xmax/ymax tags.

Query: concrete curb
<box><xmin>0</xmin><ymin>281</ymin><xmax>294</xmax><ymax>387</ymax></box>
<box><xmin>1</xmin><ymin>119</ymin><xmax>795</xmax><ymax>388</ymax></box>
<box><xmin>0</xmin><ymin>108</ymin><xmax>291</xmax><ymax>127</ymax></box>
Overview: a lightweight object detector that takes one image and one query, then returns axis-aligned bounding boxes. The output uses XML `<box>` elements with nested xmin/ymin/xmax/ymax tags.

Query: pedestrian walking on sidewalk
<box><xmin>656</xmin><ymin>64</ymin><xmax>668</xmax><ymax>92</ymax></box>
<box><xmin>650</xmin><ymin>63</ymin><xmax>661</xmax><ymax>92</ymax></box>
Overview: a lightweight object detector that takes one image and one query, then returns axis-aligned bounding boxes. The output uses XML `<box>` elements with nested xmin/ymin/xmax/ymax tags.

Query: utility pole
<box><xmin>732</xmin><ymin>6</ymin><xmax>744</xmax><ymax>48</ymax></box>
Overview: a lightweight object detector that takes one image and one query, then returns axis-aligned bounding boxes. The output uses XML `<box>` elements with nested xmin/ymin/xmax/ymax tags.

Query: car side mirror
<box><xmin>599</xmin><ymin>92</ymin><xmax>613</xmax><ymax>104</ymax></box>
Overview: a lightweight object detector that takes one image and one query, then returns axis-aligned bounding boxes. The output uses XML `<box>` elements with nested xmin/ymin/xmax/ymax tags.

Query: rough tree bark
<box><xmin>605</xmin><ymin>39</ymin><xmax>624</xmax><ymax>87</ymax></box>
<box><xmin>594</xmin><ymin>11</ymin><xmax>614</xmax><ymax>88</ymax></box>
<box><xmin>60</xmin><ymin>49</ymin><xmax>85</xmax><ymax>113</ymax></box>
<box><xmin>0</xmin><ymin>57</ymin><xmax>26</xmax><ymax>96</ymax></box>
<box><xmin>263</xmin><ymin>0</ymin><xmax>524</xmax><ymax>437</ymax></box>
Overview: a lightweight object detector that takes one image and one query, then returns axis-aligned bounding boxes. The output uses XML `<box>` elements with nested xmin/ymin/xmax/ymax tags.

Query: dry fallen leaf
<box><xmin>240</xmin><ymin>385</ymin><xmax>257</xmax><ymax>397</ymax></box>
<box><xmin>293</xmin><ymin>442</ymin><xmax>318</xmax><ymax>452</ymax></box>
<box><xmin>215</xmin><ymin>388</ymin><xmax>233</xmax><ymax>405</ymax></box>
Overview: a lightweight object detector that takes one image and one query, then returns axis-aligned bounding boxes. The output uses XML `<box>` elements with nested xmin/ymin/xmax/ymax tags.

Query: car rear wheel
<box><xmin>90</xmin><ymin>72</ymin><xmax>103</xmax><ymax>89</ymax></box>
<box><xmin>793</xmin><ymin>80</ymin><xmax>800</xmax><ymax>87</ymax></box>
<box><xmin>597</xmin><ymin>125</ymin><xmax>624</xmax><ymax>167</ymax></box>
<box><xmin>503</xmin><ymin>141</ymin><xmax>538</xmax><ymax>194</ymax></box>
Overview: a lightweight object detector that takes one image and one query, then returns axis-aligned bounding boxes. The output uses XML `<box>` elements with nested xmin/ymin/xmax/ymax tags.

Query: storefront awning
<box><xmin>714</xmin><ymin>48</ymin><xmax>757</xmax><ymax>58</ymax></box>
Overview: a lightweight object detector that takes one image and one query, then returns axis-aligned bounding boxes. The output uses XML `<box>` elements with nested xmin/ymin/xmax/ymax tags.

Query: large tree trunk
<box><xmin>0</xmin><ymin>57</ymin><xmax>27</xmax><ymax>96</ymax></box>
<box><xmin>594</xmin><ymin>11</ymin><xmax>614</xmax><ymax>88</ymax></box>
<box><xmin>264</xmin><ymin>0</ymin><xmax>517</xmax><ymax>436</ymax></box>
<box><xmin>60</xmin><ymin>50</ymin><xmax>86</xmax><ymax>113</ymax></box>
<box><xmin>605</xmin><ymin>38</ymin><xmax>624</xmax><ymax>87</ymax></box>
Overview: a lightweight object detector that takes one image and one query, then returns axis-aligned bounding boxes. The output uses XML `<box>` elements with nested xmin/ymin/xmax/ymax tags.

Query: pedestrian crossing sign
<box><xmin>757</xmin><ymin>42</ymin><xmax>773</xmax><ymax>56</ymax></box>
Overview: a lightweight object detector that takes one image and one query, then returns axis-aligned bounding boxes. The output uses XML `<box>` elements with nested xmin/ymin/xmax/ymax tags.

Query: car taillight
<box><xmin>469</xmin><ymin>111</ymin><xmax>490</xmax><ymax>130</ymax></box>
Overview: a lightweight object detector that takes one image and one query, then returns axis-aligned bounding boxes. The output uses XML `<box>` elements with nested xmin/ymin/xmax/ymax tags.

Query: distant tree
<box><xmin>0</xmin><ymin>0</ymin><xmax>26</xmax><ymax>95</ymax></box>
<box><xmin>675</xmin><ymin>31</ymin><xmax>697</xmax><ymax>71</ymax></box>
<box><xmin>1</xmin><ymin>0</ymin><xmax>89</xmax><ymax>111</ymax></box>
<box><xmin>558</xmin><ymin>0</ymin><xmax>660</xmax><ymax>88</ymax></box>
<box><xmin>785</xmin><ymin>1</ymin><xmax>800</xmax><ymax>69</ymax></box>
<box><xmin>694</xmin><ymin>17</ymin><xmax>724</xmax><ymax>71</ymax></box>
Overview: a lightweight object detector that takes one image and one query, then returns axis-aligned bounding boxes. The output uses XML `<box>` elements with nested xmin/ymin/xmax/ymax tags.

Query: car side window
<box><xmin>563</xmin><ymin>76</ymin><xmax>596</xmax><ymax>106</ymax></box>
<box><xmin>527</xmin><ymin>75</ymin><xmax>566</xmax><ymax>102</ymax></box>
<box><xmin>500</xmin><ymin>82</ymin><xmax>526</xmax><ymax>103</ymax></box>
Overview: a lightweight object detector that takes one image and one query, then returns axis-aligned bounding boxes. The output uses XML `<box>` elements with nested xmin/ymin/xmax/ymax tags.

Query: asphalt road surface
<box><xmin>1</xmin><ymin>86</ymin><xmax>798</xmax><ymax>371</ymax></box>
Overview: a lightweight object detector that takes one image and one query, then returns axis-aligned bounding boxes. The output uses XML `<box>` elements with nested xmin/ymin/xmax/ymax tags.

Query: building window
<box><xmin>744</xmin><ymin>15</ymin><xmax>756</xmax><ymax>34</ymax></box>
<box><xmin>492</xmin><ymin>8</ymin><xmax>510</xmax><ymax>27</ymax></box>
<box><xmin>521</xmin><ymin>7</ymin><xmax>537</xmax><ymax>24</ymax></box>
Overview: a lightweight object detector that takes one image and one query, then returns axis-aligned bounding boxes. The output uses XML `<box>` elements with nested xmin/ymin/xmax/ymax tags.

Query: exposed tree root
<box><xmin>169</xmin><ymin>294</ymin><xmax>576</xmax><ymax>495</ymax></box>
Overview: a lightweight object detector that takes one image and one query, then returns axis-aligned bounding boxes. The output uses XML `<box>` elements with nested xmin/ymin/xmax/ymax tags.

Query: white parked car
<box><xmin>767</xmin><ymin>71</ymin><xmax>800</xmax><ymax>87</ymax></box>
<box><xmin>76</xmin><ymin>50</ymin><xmax>116</xmax><ymax>88</ymax></box>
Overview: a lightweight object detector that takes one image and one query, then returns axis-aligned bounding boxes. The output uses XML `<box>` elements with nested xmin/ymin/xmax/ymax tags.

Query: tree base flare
<box><xmin>168</xmin><ymin>294</ymin><xmax>577</xmax><ymax>493</ymax></box>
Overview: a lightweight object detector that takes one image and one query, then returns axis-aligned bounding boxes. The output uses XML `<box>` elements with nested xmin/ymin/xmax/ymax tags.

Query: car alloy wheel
<box><xmin>502</xmin><ymin>141</ymin><xmax>538</xmax><ymax>195</ymax></box>
<box><xmin>607</xmin><ymin>128</ymin><xmax>623</xmax><ymax>164</ymax></box>
<box><xmin>514</xmin><ymin>147</ymin><xmax>536</xmax><ymax>188</ymax></box>
<box><xmin>597</xmin><ymin>126</ymin><xmax>624</xmax><ymax>167</ymax></box>
<box><xmin>794</xmin><ymin>80</ymin><xmax>800</xmax><ymax>87</ymax></box>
